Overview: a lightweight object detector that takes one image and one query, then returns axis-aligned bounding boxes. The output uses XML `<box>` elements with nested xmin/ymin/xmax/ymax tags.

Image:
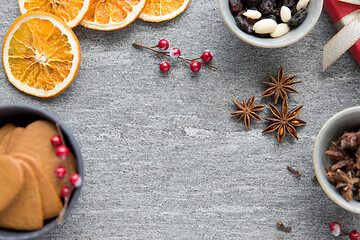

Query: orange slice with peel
<box><xmin>2</xmin><ymin>11</ymin><xmax>81</xmax><ymax>98</ymax></box>
<box><xmin>139</xmin><ymin>0</ymin><xmax>191</xmax><ymax>22</ymax></box>
<box><xmin>81</xmin><ymin>0</ymin><xmax>148</xmax><ymax>31</ymax></box>
<box><xmin>18</xmin><ymin>0</ymin><xmax>93</xmax><ymax>28</ymax></box>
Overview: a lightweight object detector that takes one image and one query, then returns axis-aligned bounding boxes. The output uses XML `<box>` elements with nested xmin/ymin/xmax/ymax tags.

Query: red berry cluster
<box><xmin>330</xmin><ymin>222</ymin><xmax>360</xmax><ymax>240</ymax></box>
<box><xmin>52</xmin><ymin>135</ymin><xmax>82</xmax><ymax>198</ymax></box>
<box><xmin>133</xmin><ymin>39</ymin><xmax>217</xmax><ymax>73</ymax></box>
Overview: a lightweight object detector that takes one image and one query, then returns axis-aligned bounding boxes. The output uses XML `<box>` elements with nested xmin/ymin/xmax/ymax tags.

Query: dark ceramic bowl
<box><xmin>0</xmin><ymin>105</ymin><xmax>83</xmax><ymax>240</ymax></box>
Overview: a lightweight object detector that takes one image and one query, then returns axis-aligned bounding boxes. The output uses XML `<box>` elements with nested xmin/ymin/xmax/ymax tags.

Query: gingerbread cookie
<box><xmin>8</xmin><ymin>120</ymin><xmax>77</xmax><ymax>196</ymax></box>
<box><xmin>0</xmin><ymin>123</ymin><xmax>15</xmax><ymax>142</ymax></box>
<box><xmin>11</xmin><ymin>153</ymin><xmax>63</xmax><ymax>220</ymax></box>
<box><xmin>0</xmin><ymin>161</ymin><xmax>43</xmax><ymax>230</ymax></box>
<box><xmin>5</xmin><ymin>127</ymin><xmax>24</xmax><ymax>153</ymax></box>
<box><xmin>0</xmin><ymin>155</ymin><xmax>24</xmax><ymax>212</ymax></box>
<box><xmin>0</xmin><ymin>130</ymin><xmax>13</xmax><ymax>154</ymax></box>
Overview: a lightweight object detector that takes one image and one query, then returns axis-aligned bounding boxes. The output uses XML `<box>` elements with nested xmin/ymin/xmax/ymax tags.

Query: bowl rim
<box><xmin>313</xmin><ymin>106</ymin><xmax>360</xmax><ymax>214</ymax></box>
<box><xmin>217</xmin><ymin>0</ymin><xmax>324</xmax><ymax>48</ymax></box>
<box><xmin>0</xmin><ymin>104</ymin><xmax>84</xmax><ymax>239</ymax></box>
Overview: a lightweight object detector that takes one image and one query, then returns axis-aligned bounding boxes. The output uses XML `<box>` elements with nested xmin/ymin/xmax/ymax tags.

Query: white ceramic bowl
<box><xmin>313</xmin><ymin>107</ymin><xmax>360</xmax><ymax>214</ymax></box>
<box><xmin>218</xmin><ymin>0</ymin><xmax>323</xmax><ymax>48</ymax></box>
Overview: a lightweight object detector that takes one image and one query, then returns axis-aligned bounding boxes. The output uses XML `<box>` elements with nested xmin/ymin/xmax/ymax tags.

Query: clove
<box><xmin>287</xmin><ymin>166</ymin><xmax>301</xmax><ymax>177</ymax></box>
<box><xmin>277</xmin><ymin>221</ymin><xmax>292</xmax><ymax>233</ymax></box>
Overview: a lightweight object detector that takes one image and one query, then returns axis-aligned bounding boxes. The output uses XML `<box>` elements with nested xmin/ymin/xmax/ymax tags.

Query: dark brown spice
<box><xmin>261</xmin><ymin>66</ymin><xmax>302</xmax><ymax>104</ymax></box>
<box><xmin>311</xmin><ymin>175</ymin><xmax>318</xmax><ymax>183</ymax></box>
<box><xmin>287</xmin><ymin>166</ymin><xmax>301</xmax><ymax>177</ymax></box>
<box><xmin>262</xmin><ymin>99</ymin><xmax>306</xmax><ymax>143</ymax></box>
<box><xmin>276</xmin><ymin>221</ymin><xmax>292</xmax><ymax>233</ymax></box>
<box><xmin>231</xmin><ymin>95</ymin><xmax>265</xmax><ymax>130</ymax></box>
<box><xmin>325</xmin><ymin>130</ymin><xmax>360</xmax><ymax>202</ymax></box>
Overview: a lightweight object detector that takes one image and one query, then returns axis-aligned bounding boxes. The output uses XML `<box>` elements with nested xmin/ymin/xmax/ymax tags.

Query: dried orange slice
<box><xmin>81</xmin><ymin>0</ymin><xmax>147</xmax><ymax>31</ymax></box>
<box><xmin>139</xmin><ymin>0</ymin><xmax>191</xmax><ymax>22</ymax></box>
<box><xmin>2</xmin><ymin>11</ymin><xmax>81</xmax><ymax>98</ymax></box>
<box><xmin>18</xmin><ymin>0</ymin><xmax>92</xmax><ymax>28</ymax></box>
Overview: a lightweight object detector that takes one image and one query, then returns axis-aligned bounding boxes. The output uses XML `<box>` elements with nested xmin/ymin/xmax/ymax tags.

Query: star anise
<box><xmin>325</xmin><ymin>143</ymin><xmax>353</xmax><ymax>171</ymax></box>
<box><xmin>231</xmin><ymin>95</ymin><xmax>265</xmax><ymax>130</ymax></box>
<box><xmin>261</xmin><ymin>66</ymin><xmax>302</xmax><ymax>104</ymax></box>
<box><xmin>262</xmin><ymin>99</ymin><xmax>306</xmax><ymax>143</ymax></box>
<box><xmin>336</xmin><ymin>169</ymin><xmax>360</xmax><ymax>202</ymax></box>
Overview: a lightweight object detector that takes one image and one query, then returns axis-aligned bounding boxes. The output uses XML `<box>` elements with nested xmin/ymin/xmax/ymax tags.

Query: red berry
<box><xmin>201</xmin><ymin>51</ymin><xmax>213</xmax><ymax>63</ymax></box>
<box><xmin>69</xmin><ymin>173</ymin><xmax>82</xmax><ymax>187</ymax></box>
<box><xmin>56</xmin><ymin>145</ymin><xmax>69</xmax><ymax>160</ymax></box>
<box><xmin>158</xmin><ymin>39</ymin><xmax>169</xmax><ymax>51</ymax></box>
<box><xmin>329</xmin><ymin>222</ymin><xmax>342</xmax><ymax>237</ymax></box>
<box><xmin>190</xmin><ymin>61</ymin><xmax>201</xmax><ymax>72</ymax></box>
<box><xmin>51</xmin><ymin>135</ymin><xmax>62</xmax><ymax>146</ymax></box>
<box><xmin>349</xmin><ymin>230</ymin><xmax>360</xmax><ymax>240</ymax></box>
<box><xmin>54</xmin><ymin>166</ymin><xmax>67</xmax><ymax>179</ymax></box>
<box><xmin>160</xmin><ymin>61</ymin><xmax>170</xmax><ymax>73</ymax></box>
<box><xmin>60</xmin><ymin>186</ymin><xmax>69</xmax><ymax>198</ymax></box>
<box><xmin>170</xmin><ymin>48</ymin><xmax>181</xmax><ymax>58</ymax></box>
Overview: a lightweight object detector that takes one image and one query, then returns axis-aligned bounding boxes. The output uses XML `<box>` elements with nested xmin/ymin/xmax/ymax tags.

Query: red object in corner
<box><xmin>324</xmin><ymin>0</ymin><xmax>360</xmax><ymax>66</ymax></box>
<box><xmin>324</xmin><ymin>0</ymin><xmax>360</xmax><ymax>65</ymax></box>
<box><xmin>324</xmin><ymin>0</ymin><xmax>360</xmax><ymax>23</ymax></box>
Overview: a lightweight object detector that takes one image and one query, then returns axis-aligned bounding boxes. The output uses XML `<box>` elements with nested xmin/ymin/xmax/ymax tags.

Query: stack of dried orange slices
<box><xmin>2</xmin><ymin>0</ymin><xmax>191</xmax><ymax>98</ymax></box>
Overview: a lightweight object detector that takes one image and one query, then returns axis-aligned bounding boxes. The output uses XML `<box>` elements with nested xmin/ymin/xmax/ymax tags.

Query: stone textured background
<box><xmin>1</xmin><ymin>0</ymin><xmax>360</xmax><ymax>239</ymax></box>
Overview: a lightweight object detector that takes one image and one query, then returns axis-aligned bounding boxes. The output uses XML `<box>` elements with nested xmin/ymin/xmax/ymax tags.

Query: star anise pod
<box><xmin>338</xmin><ymin>131</ymin><xmax>360</xmax><ymax>149</ymax></box>
<box><xmin>261</xmin><ymin>66</ymin><xmax>302</xmax><ymax>104</ymax></box>
<box><xmin>231</xmin><ymin>95</ymin><xmax>265</xmax><ymax>130</ymax></box>
<box><xmin>262</xmin><ymin>99</ymin><xmax>306</xmax><ymax>143</ymax></box>
<box><xmin>336</xmin><ymin>169</ymin><xmax>360</xmax><ymax>202</ymax></box>
<box><xmin>325</xmin><ymin>142</ymin><xmax>353</xmax><ymax>171</ymax></box>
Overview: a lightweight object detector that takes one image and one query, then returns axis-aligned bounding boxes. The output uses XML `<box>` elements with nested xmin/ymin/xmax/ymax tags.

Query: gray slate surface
<box><xmin>1</xmin><ymin>0</ymin><xmax>360</xmax><ymax>239</ymax></box>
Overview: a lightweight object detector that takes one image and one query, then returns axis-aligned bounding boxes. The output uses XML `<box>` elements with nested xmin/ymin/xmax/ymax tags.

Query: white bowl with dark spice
<box><xmin>313</xmin><ymin>107</ymin><xmax>360</xmax><ymax>214</ymax></box>
<box><xmin>218</xmin><ymin>0</ymin><xmax>323</xmax><ymax>48</ymax></box>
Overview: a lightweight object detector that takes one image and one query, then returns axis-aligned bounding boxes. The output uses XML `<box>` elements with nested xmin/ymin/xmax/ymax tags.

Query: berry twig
<box><xmin>329</xmin><ymin>222</ymin><xmax>360</xmax><ymax>240</ymax></box>
<box><xmin>56</xmin><ymin>123</ymin><xmax>73</xmax><ymax>224</ymax></box>
<box><xmin>133</xmin><ymin>40</ymin><xmax>218</xmax><ymax>73</ymax></box>
<box><xmin>54</xmin><ymin>124</ymin><xmax>82</xmax><ymax>224</ymax></box>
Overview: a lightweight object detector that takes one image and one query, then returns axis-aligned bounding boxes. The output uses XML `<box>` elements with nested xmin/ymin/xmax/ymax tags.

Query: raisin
<box><xmin>282</xmin><ymin>0</ymin><xmax>298</xmax><ymax>14</ymax></box>
<box><xmin>235</xmin><ymin>15</ymin><xmax>254</xmax><ymax>34</ymax></box>
<box><xmin>262</xmin><ymin>14</ymin><xmax>277</xmax><ymax>22</ymax></box>
<box><xmin>244</xmin><ymin>0</ymin><xmax>262</xmax><ymax>7</ymax></box>
<box><xmin>256</xmin><ymin>33</ymin><xmax>271</xmax><ymax>38</ymax></box>
<box><xmin>258</xmin><ymin>0</ymin><xmax>276</xmax><ymax>15</ymax></box>
<box><xmin>229</xmin><ymin>0</ymin><xmax>243</xmax><ymax>15</ymax></box>
<box><xmin>288</xmin><ymin>8</ymin><xmax>308</xmax><ymax>28</ymax></box>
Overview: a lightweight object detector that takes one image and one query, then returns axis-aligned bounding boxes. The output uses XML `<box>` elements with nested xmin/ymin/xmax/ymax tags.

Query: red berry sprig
<box><xmin>55</xmin><ymin>145</ymin><xmax>69</xmax><ymax>160</ymax></box>
<box><xmin>60</xmin><ymin>186</ymin><xmax>69</xmax><ymax>198</ymax></box>
<box><xmin>133</xmin><ymin>40</ymin><xmax>218</xmax><ymax>73</ymax></box>
<box><xmin>329</xmin><ymin>222</ymin><xmax>360</xmax><ymax>240</ymax></box>
<box><xmin>350</xmin><ymin>231</ymin><xmax>360</xmax><ymax>240</ymax></box>
<box><xmin>160</xmin><ymin>61</ymin><xmax>171</xmax><ymax>73</ymax></box>
<box><xmin>54</xmin><ymin>166</ymin><xmax>67</xmax><ymax>179</ymax></box>
<box><xmin>51</xmin><ymin>135</ymin><xmax>62</xmax><ymax>146</ymax></box>
<box><xmin>157</xmin><ymin>39</ymin><xmax>169</xmax><ymax>51</ymax></box>
<box><xmin>52</xmin><ymin>123</ymin><xmax>82</xmax><ymax>224</ymax></box>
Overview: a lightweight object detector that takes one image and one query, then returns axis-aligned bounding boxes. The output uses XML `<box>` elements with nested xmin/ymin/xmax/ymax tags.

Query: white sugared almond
<box><xmin>280</xmin><ymin>6</ymin><xmax>291</xmax><ymax>22</ymax></box>
<box><xmin>296</xmin><ymin>0</ymin><xmax>310</xmax><ymax>11</ymax></box>
<box><xmin>270</xmin><ymin>23</ymin><xmax>291</xmax><ymax>38</ymax></box>
<box><xmin>243</xmin><ymin>9</ymin><xmax>262</xmax><ymax>20</ymax></box>
<box><xmin>253</xmin><ymin>19</ymin><xmax>277</xmax><ymax>34</ymax></box>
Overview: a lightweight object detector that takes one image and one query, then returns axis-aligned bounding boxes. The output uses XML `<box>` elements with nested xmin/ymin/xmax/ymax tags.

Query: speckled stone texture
<box><xmin>1</xmin><ymin>1</ymin><xmax>360</xmax><ymax>239</ymax></box>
